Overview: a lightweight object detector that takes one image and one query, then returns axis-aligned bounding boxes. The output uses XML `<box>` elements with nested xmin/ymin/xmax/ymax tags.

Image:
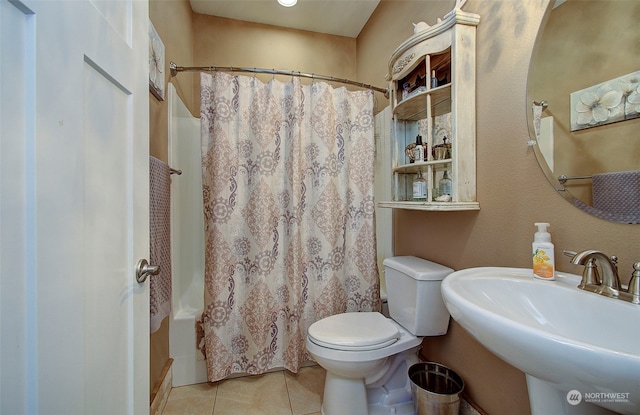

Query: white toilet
<box><xmin>306</xmin><ymin>256</ymin><xmax>453</xmax><ymax>415</ymax></box>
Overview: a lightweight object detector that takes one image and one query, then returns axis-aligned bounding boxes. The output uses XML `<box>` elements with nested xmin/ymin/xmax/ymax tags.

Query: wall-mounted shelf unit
<box><xmin>378</xmin><ymin>7</ymin><xmax>480</xmax><ymax>211</ymax></box>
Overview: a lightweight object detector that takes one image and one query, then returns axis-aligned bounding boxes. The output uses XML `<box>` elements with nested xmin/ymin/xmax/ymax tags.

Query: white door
<box><xmin>0</xmin><ymin>0</ymin><xmax>149</xmax><ymax>414</ymax></box>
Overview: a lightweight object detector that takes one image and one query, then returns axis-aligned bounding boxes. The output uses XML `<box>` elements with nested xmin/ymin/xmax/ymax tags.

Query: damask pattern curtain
<box><xmin>198</xmin><ymin>72</ymin><xmax>379</xmax><ymax>381</ymax></box>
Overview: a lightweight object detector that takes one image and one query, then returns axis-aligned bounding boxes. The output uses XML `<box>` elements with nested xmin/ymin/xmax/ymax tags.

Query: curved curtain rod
<box><xmin>169</xmin><ymin>61</ymin><xmax>389</xmax><ymax>96</ymax></box>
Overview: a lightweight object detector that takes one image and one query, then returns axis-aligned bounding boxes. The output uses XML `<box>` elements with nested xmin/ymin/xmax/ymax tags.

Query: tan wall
<box><xmin>150</xmin><ymin>0</ymin><xmax>196</xmax><ymax>161</ymax></box>
<box><xmin>191</xmin><ymin>14</ymin><xmax>357</xmax><ymax>111</ymax></box>
<box><xmin>149</xmin><ymin>0</ymin><xmax>195</xmax><ymax>398</ymax></box>
<box><xmin>358</xmin><ymin>1</ymin><xmax>640</xmax><ymax>414</ymax></box>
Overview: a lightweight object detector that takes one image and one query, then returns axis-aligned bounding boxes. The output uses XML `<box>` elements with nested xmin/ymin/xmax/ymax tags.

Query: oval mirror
<box><xmin>527</xmin><ymin>0</ymin><xmax>640</xmax><ymax>224</ymax></box>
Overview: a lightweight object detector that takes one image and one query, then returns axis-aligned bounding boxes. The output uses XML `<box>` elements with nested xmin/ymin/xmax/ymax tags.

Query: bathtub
<box><xmin>167</xmin><ymin>84</ymin><xmax>207</xmax><ymax>387</ymax></box>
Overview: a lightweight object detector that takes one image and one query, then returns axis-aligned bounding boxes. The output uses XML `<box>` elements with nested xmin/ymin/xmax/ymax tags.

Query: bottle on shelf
<box><xmin>413</xmin><ymin>170</ymin><xmax>427</xmax><ymax>201</ymax></box>
<box><xmin>443</xmin><ymin>136</ymin><xmax>451</xmax><ymax>158</ymax></box>
<box><xmin>414</xmin><ymin>135</ymin><xmax>424</xmax><ymax>163</ymax></box>
<box><xmin>439</xmin><ymin>170</ymin><xmax>452</xmax><ymax>196</ymax></box>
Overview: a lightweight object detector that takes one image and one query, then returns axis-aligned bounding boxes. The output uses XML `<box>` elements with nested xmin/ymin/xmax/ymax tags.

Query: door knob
<box><xmin>135</xmin><ymin>258</ymin><xmax>160</xmax><ymax>283</ymax></box>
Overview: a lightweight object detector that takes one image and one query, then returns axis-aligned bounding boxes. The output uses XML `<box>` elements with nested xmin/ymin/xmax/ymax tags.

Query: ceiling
<box><xmin>189</xmin><ymin>0</ymin><xmax>381</xmax><ymax>38</ymax></box>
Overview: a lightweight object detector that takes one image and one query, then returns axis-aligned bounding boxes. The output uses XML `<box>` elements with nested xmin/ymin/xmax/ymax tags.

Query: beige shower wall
<box><xmin>358</xmin><ymin>1</ymin><xmax>640</xmax><ymax>414</ymax></box>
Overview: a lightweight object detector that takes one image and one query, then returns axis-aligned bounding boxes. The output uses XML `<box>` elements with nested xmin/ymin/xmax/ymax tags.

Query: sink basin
<box><xmin>441</xmin><ymin>267</ymin><xmax>640</xmax><ymax>415</ymax></box>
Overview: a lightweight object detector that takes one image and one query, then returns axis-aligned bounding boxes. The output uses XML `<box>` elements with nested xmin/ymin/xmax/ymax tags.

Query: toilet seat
<box><xmin>308</xmin><ymin>312</ymin><xmax>400</xmax><ymax>351</ymax></box>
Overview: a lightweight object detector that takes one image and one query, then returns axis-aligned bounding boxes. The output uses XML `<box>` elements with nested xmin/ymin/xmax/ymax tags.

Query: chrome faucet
<box><xmin>565</xmin><ymin>250</ymin><xmax>639</xmax><ymax>304</ymax></box>
<box><xmin>569</xmin><ymin>250</ymin><xmax>621</xmax><ymax>298</ymax></box>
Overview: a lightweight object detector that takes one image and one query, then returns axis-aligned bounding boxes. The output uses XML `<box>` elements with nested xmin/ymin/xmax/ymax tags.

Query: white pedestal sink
<box><xmin>441</xmin><ymin>267</ymin><xmax>640</xmax><ymax>415</ymax></box>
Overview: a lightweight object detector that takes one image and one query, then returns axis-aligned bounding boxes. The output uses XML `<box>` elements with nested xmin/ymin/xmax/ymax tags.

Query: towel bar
<box><xmin>558</xmin><ymin>174</ymin><xmax>592</xmax><ymax>184</ymax></box>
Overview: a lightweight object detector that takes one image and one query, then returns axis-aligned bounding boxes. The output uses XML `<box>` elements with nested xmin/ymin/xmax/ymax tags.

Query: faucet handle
<box><xmin>563</xmin><ymin>250</ymin><xmax>577</xmax><ymax>258</ymax></box>
<box><xmin>579</xmin><ymin>258</ymin><xmax>601</xmax><ymax>289</ymax></box>
<box><xmin>627</xmin><ymin>262</ymin><xmax>640</xmax><ymax>302</ymax></box>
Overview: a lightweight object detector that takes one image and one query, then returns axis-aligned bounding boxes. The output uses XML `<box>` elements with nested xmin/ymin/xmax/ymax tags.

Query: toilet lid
<box><xmin>308</xmin><ymin>312</ymin><xmax>400</xmax><ymax>351</ymax></box>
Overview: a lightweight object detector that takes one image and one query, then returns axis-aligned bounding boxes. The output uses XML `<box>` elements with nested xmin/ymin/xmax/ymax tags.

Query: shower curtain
<box><xmin>198</xmin><ymin>72</ymin><xmax>379</xmax><ymax>381</ymax></box>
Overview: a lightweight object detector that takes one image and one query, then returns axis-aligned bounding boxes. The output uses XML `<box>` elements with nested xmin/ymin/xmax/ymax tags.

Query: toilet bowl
<box><xmin>306</xmin><ymin>256</ymin><xmax>453</xmax><ymax>415</ymax></box>
<box><xmin>306</xmin><ymin>313</ymin><xmax>422</xmax><ymax>415</ymax></box>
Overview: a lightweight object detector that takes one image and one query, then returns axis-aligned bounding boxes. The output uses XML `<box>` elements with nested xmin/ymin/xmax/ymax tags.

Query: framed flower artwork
<box><xmin>149</xmin><ymin>20</ymin><xmax>165</xmax><ymax>101</ymax></box>
<box><xmin>570</xmin><ymin>70</ymin><xmax>640</xmax><ymax>131</ymax></box>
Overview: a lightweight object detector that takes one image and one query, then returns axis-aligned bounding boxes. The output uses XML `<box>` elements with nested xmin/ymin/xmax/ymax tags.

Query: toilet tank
<box><xmin>383</xmin><ymin>256</ymin><xmax>453</xmax><ymax>336</ymax></box>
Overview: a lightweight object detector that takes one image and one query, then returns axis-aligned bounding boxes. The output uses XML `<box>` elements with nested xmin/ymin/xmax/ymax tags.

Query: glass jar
<box><xmin>413</xmin><ymin>171</ymin><xmax>427</xmax><ymax>201</ymax></box>
<box><xmin>438</xmin><ymin>170</ymin><xmax>452</xmax><ymax>196</ymax></box>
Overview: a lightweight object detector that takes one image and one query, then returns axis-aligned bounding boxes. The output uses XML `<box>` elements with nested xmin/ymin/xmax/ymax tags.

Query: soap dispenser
<box><xmin>532</xmin><ymin>222</ymin><xmax>555</xmax><ymax>280</ymax></box>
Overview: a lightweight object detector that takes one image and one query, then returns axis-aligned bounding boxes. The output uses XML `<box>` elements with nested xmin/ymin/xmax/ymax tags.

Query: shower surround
<box><xmin>167</xmin><ymin>84</ymin><xmax>207</xmax><ymax>386</ymax></box>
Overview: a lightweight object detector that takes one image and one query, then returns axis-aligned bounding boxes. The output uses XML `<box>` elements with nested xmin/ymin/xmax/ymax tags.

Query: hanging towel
<box><xmin>150</xmin><ymin>156</ymin><xmax>172</xmax><ymax>333</ymax></box>
<box><xmin>573</xmin><ymin>199</ymin><xmax>639</xmax><ymax>224</ymax></box>
<box><xmin>592</xmin><ymin>170</ymin><xmax>640</xmax><ymax>222</ymax></box>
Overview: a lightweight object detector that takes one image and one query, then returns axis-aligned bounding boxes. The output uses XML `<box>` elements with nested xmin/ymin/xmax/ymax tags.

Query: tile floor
<box><xmin>161</xmin><ymin>365</ymin><xmax>326</xmax><ymax>415</ymax></box>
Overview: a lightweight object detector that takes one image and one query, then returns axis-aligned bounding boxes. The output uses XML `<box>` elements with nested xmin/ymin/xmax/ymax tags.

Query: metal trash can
<box><xmin>409</xmin><ymin>362</ymin><xmax>464</xmax><ymax>415</ymax></box>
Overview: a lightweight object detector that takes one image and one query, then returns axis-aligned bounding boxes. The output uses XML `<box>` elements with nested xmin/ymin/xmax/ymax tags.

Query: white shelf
<box><xmin>394</xmin><ymin>84</ymin><xmax>451</xmax><ymax>121</ymax></box>
<box><xmin>394</xmin><ymin>159</ymin><xmax>452</xmax><ymax>174</ymax></box>
<box><xmin>378</xmin><ymin>201</ymin><xmax>480</xmax><ymax>211</ymax></box>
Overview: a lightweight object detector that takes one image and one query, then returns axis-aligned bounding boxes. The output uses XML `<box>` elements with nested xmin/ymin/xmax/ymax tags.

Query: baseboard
<box><xmin>150</xmin><ymin>358</ymin><xmax>173</xmax><ymax>415</ymax></box>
